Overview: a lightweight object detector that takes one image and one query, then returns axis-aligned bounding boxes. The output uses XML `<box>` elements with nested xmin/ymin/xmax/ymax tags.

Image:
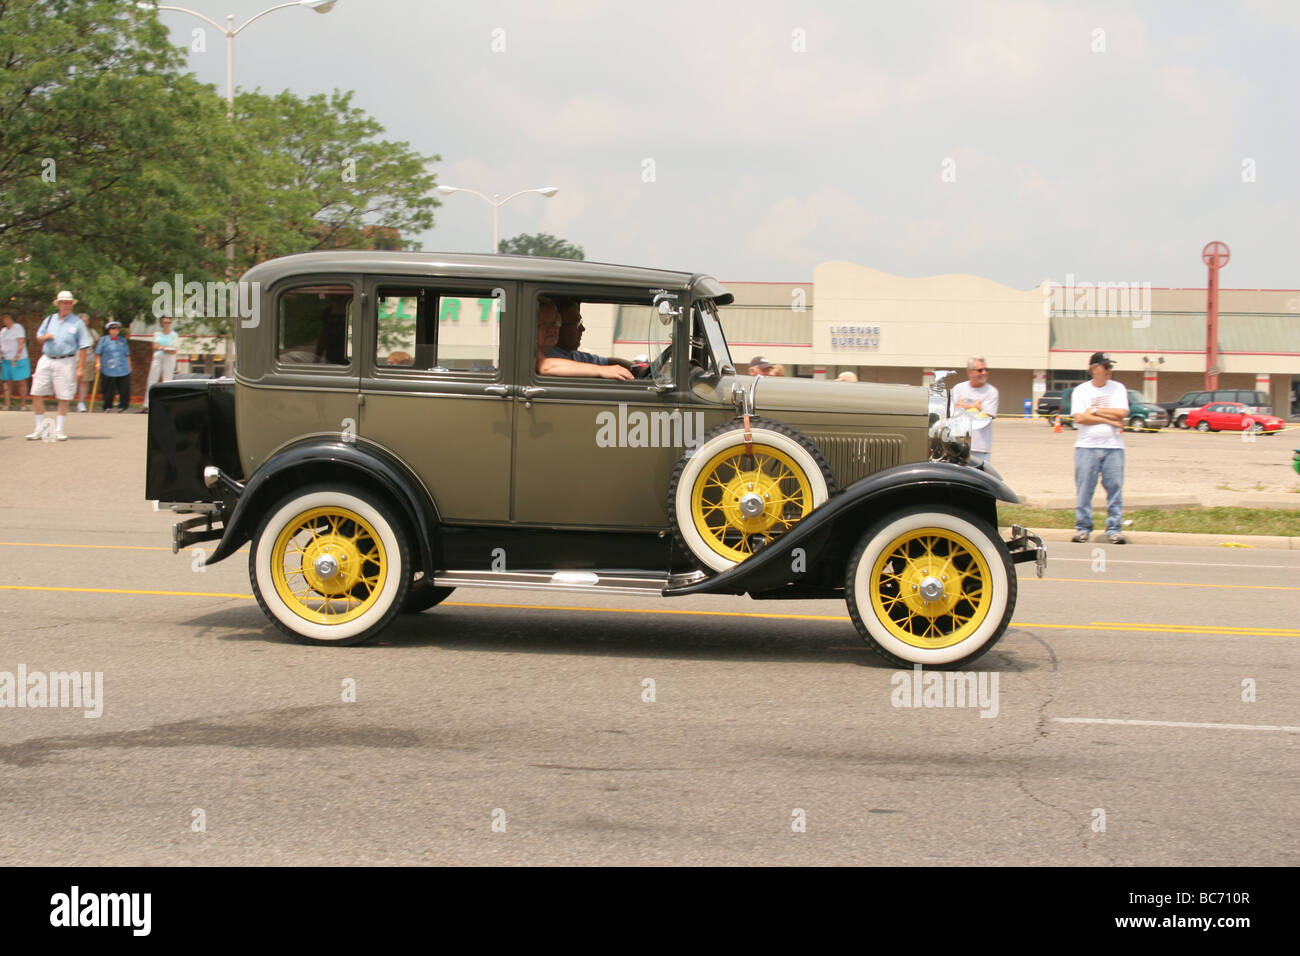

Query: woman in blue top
<box><xmin>142</xmin><ymin>316</ymin><xmax>178</xmax><ymax>412</ymax></box>
<box><xmin>94</xmin><ymin>321</ymin><xmax>133</xmax><ymax>411</ymax></box>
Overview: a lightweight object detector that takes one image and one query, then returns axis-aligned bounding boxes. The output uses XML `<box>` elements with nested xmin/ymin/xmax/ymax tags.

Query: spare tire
<box><xmin>668</xmin><ymin>417</ymin><xmax>835</xmax><ymax>572</ymax></box>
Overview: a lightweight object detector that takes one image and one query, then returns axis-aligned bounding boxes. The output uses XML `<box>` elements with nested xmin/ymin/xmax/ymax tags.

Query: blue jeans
<box><xmin>1074</xmin><ymin>447</ymin><xmax>1124</xmax><ymax>533</ymax></box>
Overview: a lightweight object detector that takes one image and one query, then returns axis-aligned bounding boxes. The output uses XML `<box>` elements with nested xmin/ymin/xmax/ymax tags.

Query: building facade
<box><xmin>713</xmin><ymin>262</ymin><xmax>1299</xmax><ymax>418</ymax></box>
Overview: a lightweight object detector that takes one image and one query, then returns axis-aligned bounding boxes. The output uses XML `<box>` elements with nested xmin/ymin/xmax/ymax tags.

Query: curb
<box><xmin>1000</xmin><ymin>526</ymin><xmax>1300</xmax><ymax>551</ymax></box>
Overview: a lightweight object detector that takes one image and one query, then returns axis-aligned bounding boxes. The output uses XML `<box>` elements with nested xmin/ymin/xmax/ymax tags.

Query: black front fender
<box><xmin>204</xmin><ymin>438</ymin><xmax>439</xmax><ymax>571</ymax></box>
<box><xmin>667</xmin><ymin>460</ymin><xmax>1019</xmax><ymax>597</ymax></box>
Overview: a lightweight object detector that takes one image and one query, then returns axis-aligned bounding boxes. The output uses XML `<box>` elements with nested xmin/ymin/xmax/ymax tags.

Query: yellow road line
<box><xmin>0</xmin><ymin>541</ymin><xmax>247</xmax><ymax>554</ymax></box>
<box><xmin>1023</xmin><ymin>621</ymin><xmax>1300</xmax><ymax>636</ymax></box>
<box><xmin>7</xmin><ymin>543</ymin><xmax>1289</xmax><ymax>593</ymax></box>
<box><xmin>1037</xmin><ymin>576</ymin><xmax>1300</xmax><ymax>592</ymax></box>
<box><xmin>0</xmin><ymin>584</ymin><xmax>252</xmax><ymax>599</ymax></box>
<box><xmin>1</xmin><ymin>586</ymin><xmax>1294</xmax><ymax>637</ymax></box>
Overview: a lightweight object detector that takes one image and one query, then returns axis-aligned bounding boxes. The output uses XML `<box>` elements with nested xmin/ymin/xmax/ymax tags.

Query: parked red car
<box><xmin>1184</xmin><ymin>402</ymin><xmax>1285</xmax><ymax>434</ymax></box>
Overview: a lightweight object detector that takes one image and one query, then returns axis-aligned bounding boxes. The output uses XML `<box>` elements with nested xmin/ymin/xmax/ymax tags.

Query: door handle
<box><xmin>484</xmin><ymin>384</ymin><xmax>512</xmax><ymax>397</ymax></box>
<box><xmin>519</xmin><ymin>386</ymin><xmax>547</xmax><ymax>398</ymax></box>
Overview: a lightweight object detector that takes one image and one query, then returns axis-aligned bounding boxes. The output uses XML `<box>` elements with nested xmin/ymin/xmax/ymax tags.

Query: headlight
<box><xmin>929</xmin><ymin>413</ymin><xmax>972</xmax><ymax>463</ymax></box>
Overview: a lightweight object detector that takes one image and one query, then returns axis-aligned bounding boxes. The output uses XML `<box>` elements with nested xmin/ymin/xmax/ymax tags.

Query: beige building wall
<box><xmin>719</xmin><ymin>268</ymin><xmax>1298</xmax><ymax>418</ymax></box>
<box><xmin>812</xmin><ymin>262</ymin><xmax>1050</xmax><ymax>372</ymax></box>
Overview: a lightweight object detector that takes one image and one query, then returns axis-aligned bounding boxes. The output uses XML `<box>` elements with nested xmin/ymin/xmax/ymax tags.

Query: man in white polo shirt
<box><xmin>950</xmin><ymin>356</ymin><xmax>999</xmax><ymax>465</ymax></box>
<box><xmin>1070</xmin><ymin>352</ymin><xmax>1130</xmax><ymax>544</ymax></box>
<box><xmin>27</xmin><ymin>290</ymin><xmax>92</xmax><ymax>442</ymax></box>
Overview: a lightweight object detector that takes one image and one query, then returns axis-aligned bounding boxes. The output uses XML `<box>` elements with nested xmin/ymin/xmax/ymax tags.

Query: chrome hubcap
<box><xmin>313</xmin><ymin>553</ymin><xmax>340</xmax><ymax>579</ymax></box>
<box><xmin>918</xmin><ymin>575</ymin><xmax>945</xmax><ymax>603</ymax></box>
<box><xmin>738</xmin><ymin>492</ymin><xmax>766</xmax><ymax>518</ymax></box>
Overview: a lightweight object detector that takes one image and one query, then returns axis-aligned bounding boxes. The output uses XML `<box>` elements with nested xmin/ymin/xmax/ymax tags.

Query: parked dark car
<box><xmin>1036</xmin><ymin>390</ymin><xmax>1064</xmax><ymax>417</ymax></box>
<box><xmin>1162</xmin><ymin>389</ymin><xmax>1272</xmax><ymax>429</ymax></box>
<box><xmin>1124</xmin><ymin>390</ymin><xmax>1169</xmax><ymax>430</ymax></box>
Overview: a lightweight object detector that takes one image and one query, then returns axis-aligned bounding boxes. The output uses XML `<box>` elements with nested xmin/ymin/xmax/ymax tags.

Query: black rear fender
<box><xmin>204</xmin><ymin>439</ymin><xmax>439</xmax><ymax>572</ymax></box>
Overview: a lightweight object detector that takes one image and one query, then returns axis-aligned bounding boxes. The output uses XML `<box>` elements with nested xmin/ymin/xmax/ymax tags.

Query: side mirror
<box><xmin>652</xmin><ymin>290</ymin><xmax>680</xmax><ymax>324</ymax></box>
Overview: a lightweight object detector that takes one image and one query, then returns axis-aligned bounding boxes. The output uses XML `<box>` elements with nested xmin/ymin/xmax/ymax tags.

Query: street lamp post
<box><xmin>437</xmin><ymin>185</ymin><xmax>559</xmax><ymax>253</ymax></box>
<box><xmin>138</xmin><ymin>2</ymin><xmax>338</xmax><ymax>118</ymax></box>
<box><xmin>137</xmin><ymin>1</ymin><xmax>339</xmax><ymax>373</ymax></box>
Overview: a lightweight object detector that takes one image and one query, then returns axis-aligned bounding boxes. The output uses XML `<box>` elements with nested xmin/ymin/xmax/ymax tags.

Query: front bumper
<box><xmin>1006</xmin><ymin>524</ymin><xmax>1047</xmax><ymax>577</ymax></box>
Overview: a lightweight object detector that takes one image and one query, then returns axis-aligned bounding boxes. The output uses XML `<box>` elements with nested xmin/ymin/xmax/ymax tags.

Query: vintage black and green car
<box><xmin>146</xmin><ymin>252</ymin><xmax>1045</xmax><ymax>667</ymax></box>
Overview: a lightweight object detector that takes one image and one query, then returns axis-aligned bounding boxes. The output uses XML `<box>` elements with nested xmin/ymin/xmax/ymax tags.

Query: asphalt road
<box><xmin>1</xmin><ymin>415</ymin><xmax>1297</xmax><ymax>865</ymax></box>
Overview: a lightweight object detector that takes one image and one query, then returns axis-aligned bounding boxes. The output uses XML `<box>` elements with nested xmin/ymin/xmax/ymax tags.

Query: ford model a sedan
<box><xmin>146</xmin><ymin>251</ymin><xmax>1045</xmax><ymax>667</ymax></box>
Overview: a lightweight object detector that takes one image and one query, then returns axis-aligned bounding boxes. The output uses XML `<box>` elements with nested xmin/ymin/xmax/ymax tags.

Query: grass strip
<box><xmin>998</xmin><ymin>505</ymin><xmax>1300</xmax><ymax>537</ymax></box>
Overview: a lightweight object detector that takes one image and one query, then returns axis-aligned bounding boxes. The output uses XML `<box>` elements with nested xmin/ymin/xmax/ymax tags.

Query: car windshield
<box><xmin>693</xmin><ymin>299</ymin><xmax>734</xmax><ymax>374</ymax></box>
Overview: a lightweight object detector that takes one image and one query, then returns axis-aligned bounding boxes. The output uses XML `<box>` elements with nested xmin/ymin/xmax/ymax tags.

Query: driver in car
<box><xmin>535</xmin><ymin>297</ymin><xmax>634</xmax><ymax>380</ymax></box>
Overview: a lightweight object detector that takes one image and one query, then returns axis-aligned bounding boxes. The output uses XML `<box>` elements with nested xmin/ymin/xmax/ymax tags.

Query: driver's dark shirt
<box><xmin>544</xmin><ymin>346</ymin><xmax>608</xmax><ymax>365</ymax></box>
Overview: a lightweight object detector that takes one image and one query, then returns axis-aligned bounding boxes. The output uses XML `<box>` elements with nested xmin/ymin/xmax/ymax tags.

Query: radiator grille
<box><xmin>808</xmin><ymin>434</ymin><xmax>905</xmax><ymax>487</ymax></box>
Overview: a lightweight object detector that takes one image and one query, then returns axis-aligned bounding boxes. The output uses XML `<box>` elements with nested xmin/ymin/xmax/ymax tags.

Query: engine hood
<box><xmin>706</xmin><ymin>373</ymin><xmax>928</xmax><ymax>419</ymax></box>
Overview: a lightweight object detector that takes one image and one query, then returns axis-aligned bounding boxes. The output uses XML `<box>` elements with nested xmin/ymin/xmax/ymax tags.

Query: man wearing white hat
<box><xmin>27</xmin><ymin>290</ymin><xmax>92</xmax><ymax>441</ymax></box>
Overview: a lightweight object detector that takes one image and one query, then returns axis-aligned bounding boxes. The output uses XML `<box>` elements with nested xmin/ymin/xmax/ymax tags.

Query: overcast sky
<box><xmin>152</xmin><ymin>0</ymin><xmax>1299</xmax><ymax>291</ymax></box>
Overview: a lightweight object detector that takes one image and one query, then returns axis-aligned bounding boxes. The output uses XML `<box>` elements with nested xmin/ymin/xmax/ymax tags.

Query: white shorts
<box><xmin>31</xmin><ymin>355</ymin><xmax>78</xmax><ymax>400</ymax></box>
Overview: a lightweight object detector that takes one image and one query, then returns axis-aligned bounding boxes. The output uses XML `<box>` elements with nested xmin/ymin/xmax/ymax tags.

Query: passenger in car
<box><xmin>535</xmin><ymin>297</ymin><xmax>633</xmax><ymax>380</ymax></box>
<box><xmin>547</xmin><ymin>299</ymin><xmax>635</xmax><ymax>371</ymax></box>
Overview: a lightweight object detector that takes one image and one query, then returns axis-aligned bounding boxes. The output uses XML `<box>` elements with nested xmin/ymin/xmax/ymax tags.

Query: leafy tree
<box><xmin>226</xmin><ymin>89</ymin><xmax>440</xmax><ymax>273</ymax></box>
<box><xmin>498</xmin><ymin>233</ymin><xmax>585</xmax><ymax>260</ymax></box>
<box><xmin>0</xmin><ymin>3</ymin><xmax>442</xmax><ymax>337</ymax></box>
<box><xmin>0</xmin><ymin>1</ymin><xmax>225</xmax><ymax>322</ymax></box>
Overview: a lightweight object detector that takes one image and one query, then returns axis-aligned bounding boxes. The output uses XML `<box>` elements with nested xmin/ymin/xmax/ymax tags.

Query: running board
<box><xmin>430</xmin><ymin>569</ymin><xmax>708</xmax><ymax>595</ymax></box>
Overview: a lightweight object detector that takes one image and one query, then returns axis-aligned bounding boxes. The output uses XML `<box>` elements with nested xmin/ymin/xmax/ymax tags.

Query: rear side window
<box><xmin>278</xmin><ymin>284</ymin><xmax>352</xmax><ymax>366</ymax></box>
<box><xmin>375</xmin><ymin>286</ymin><xmax>500</xmax><ymax>372</ymax></box>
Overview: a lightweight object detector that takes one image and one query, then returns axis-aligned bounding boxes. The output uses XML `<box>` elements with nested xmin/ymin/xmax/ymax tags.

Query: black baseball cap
<box><xmin>1088</xmin><ymin>352</ymin><xmax>1115</xmax><ymax>367</ymax></box>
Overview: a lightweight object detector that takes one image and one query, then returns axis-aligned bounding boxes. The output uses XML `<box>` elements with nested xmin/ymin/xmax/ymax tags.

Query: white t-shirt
<box><xmin>0</xmin><ymin>323</ymin><xmax>24</xmax><ymax>361</ymax></box>
<box><xmin>951</xmin><ymin>381</ymin><xmax>999</xmax><ymax>453</ymax></box>
<box><xmin>1071</xmin><ymin>379</ymin><xmax>1129</xmax><ymax>448</ymax></box>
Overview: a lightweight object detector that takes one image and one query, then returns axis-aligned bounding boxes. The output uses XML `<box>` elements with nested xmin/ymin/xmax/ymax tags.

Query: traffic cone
<box><xmin>1053</xmin><ymin>416</ymin><xmax>1063</xmax><ymax>433</ymax></box>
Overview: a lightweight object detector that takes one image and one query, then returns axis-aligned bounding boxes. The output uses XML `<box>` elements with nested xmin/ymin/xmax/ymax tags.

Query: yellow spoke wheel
<box><xmin>689</xmin><ymin>444</ymin><xmax>815</xmax><ymax>564</ymax></box>
<box><xmin>669</xmin><ymin>417</ymin><xmax>835</xmax><ymax>573</ymax></box>
<box><xmin>846</xmin><ymin>508</ymin><xmax>1014</xmax><ymax>668</ymax></box>
<box><xmin>868</xmin><ymin>526</ymin><xmax>992</xmax><ymax>648</ymax></box>
<box><xmin>271</xmin><ymin>505</ymin><xmax>387</xmax><ymax>626</ymax></box>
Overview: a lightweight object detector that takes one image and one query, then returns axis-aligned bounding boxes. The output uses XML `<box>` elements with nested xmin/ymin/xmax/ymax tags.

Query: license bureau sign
<box><xmin>829</xmin><ymin>324</ymin><xmax>881</xmax><ymax>351</ymax></box>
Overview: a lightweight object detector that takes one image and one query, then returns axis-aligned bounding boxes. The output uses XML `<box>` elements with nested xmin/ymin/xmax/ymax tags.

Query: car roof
<box><xmin>240</xmin><ymin>250</ymin><xmax>734</xmax><ymax>304</ymax></box>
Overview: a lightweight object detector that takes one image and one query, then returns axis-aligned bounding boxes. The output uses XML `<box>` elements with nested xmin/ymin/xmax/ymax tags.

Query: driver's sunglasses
<box><xmin>972</xmin><ymin>367</ymin><xmax>988</xmax><ymax>373</ymax></box>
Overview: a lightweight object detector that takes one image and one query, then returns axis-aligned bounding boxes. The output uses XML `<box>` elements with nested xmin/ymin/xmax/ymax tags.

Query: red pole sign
<box><xmin>1201</xmin><ymin>241</ymin><xmax>1229</xmax><ymax>390</ymax></box>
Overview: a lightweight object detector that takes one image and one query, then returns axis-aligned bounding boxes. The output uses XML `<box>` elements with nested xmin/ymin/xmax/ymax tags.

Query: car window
<box><xmin>1191</xmin><ymin>392</ymin><xmax>1209</xmax><ymax>405</ymax></box>
<box><xmin>536</xmin><ymin>290</ymin><xmax>659</xmax><ymax>380</ymax></box>
<box><xmin>1127</xmin><ymin>390</ymin><xmax>1144</xmax><ymax>405</ymax></box>
<box><xmin>375</xmin><ymin>286</ymin><xmax>500</xmax><ymax>372</ymax></box>
<box><xmin>278</xmin><ymin>284</ymin><xmax>352</xmax><ymax>366</ymax></box>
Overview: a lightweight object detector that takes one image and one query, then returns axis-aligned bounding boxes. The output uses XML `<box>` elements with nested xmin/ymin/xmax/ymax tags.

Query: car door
<box><xmin>1210</xmin><ymin>404</ymin><xmax>1236</xmax><ymax>429</ymax></box>
<box><xmin>357</xmin><ymin>278</ymin><xmax>515</xmax><ymax>523</ymax></box>
<box><xmin>509</xmin><ymin>284</ymin><xmax>695</xmax><ymax>529</ymax></box>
